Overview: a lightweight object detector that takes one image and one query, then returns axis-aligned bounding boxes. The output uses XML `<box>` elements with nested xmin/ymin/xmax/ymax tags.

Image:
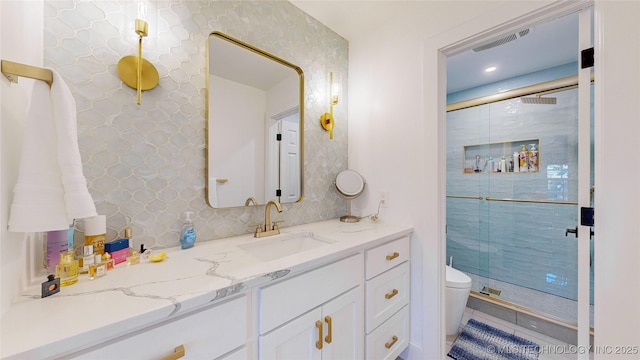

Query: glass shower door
<box><xmin>446</xmin><ymin>103</ymin><xmax>488</xmax><ymax>281</ymax></box>
<box><xmin>484</xmin><ymin>89</ymin><xmax>580</xmax><ymax>312</ymax></box>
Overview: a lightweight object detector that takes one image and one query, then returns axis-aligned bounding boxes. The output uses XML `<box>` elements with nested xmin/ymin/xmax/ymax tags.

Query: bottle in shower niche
<box><xmin>513</xmin><ymin>151</ymin><xmax>520</xmax><ymax>172</ymax></box>
<box><xmin>528</xmin><ymin>144</ymin><xmax>538</xmax><ymax>172</ymax></box>
<box><xmin>500</xmin><ymin>156</ymin><xmax>506</xmax><ymax>173</ymax></box>
<box><xmin>519</xmin><ymin>145</ymin><xmax>528</xmax><ymax>172</ymax></box>
<box><xmin>180</xmin><ymin>211</ymin><xmax>196</xmax><ymax>250</ymax></box>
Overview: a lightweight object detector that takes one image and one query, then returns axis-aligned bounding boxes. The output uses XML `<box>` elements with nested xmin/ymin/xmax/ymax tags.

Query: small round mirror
<box><xmin>334</xmin><ymin>170</ymin><xmax>366</xmax><ymax>222</ymax></box>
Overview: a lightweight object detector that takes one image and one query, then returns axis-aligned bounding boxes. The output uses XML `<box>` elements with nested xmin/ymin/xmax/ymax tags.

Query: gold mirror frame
<box><xmin>206</xmin><ymin>31</ymin><xmax>304</xmax><ymax>208</ymax></box>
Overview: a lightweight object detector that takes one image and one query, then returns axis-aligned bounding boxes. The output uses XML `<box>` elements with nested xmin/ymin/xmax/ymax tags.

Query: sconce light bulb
<box><xmin>137</xmin><ymin>2</ymin><xmax>147</xmax><ymax>19</ymax></box>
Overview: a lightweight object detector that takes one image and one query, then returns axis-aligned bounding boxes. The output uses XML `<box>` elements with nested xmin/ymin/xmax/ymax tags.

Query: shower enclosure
<box><xmin>445</xmin><ymin>83</ymin><xmax>594</xmax><ymax>327</ymax></box>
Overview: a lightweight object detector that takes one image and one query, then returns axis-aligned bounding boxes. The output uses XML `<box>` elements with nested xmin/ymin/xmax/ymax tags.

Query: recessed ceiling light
<box><xmin>485</xmin><ymin>66</ymin><xmax>497</xmax><ymax>73</ymax></box>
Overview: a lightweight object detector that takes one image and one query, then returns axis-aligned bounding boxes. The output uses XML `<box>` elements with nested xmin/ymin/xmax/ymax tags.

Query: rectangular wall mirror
<box><xmin>206</xmin><ymin>31</ymin><xmax>304</xmax><ymax>208</ymax></box>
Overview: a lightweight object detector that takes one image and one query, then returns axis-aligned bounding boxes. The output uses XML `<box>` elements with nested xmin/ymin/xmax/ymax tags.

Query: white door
<box><xmin>322</xmin><ymin>287</ymin><xmax>364</xmax><ymax>360</ymax></box>
<box><xmin>259</xmin><ymin>308</ymin><xmax>323</xmax><ymax>360</ymax></box>
<box><xmin>279</xmin><ymin>112</ymin><xmax>300</xmax><ymax>203</ymax></box>
<box><xmin>259</xmin><ymin>287</ymin><xmax>363</xmax><ymax>360</ymax></box>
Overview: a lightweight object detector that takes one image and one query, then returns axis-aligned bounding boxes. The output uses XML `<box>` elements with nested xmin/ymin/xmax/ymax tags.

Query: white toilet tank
<box><xmin>445</xmin><ymin>266</ymin><xmax>472</xmax><ymax>336</ymax></box>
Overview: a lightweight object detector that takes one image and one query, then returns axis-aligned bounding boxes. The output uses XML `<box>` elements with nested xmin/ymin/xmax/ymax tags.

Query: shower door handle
<box><xmin>565</xmin><ymin>227</ymin><xmax>578</xmax><ymax>238</ymax></box>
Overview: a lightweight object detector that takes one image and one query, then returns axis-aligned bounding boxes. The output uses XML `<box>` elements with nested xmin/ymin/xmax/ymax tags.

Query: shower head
<box><xmin>520</xmin><ymin>95</ymin><xmax>557</xmax><ymax>105</ymax></box>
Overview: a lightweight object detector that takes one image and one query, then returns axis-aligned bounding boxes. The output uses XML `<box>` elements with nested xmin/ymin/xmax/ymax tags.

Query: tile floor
<box><xmin>446</xmin><ymin>308</ymin><xmax>594</xmax><ymax>360</ymax></box>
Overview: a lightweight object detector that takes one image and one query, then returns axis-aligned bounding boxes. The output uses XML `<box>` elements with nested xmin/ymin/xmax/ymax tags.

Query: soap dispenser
<box><xmin>180</xmin><ymin>211</ymin><xmax>196</xmax><ymax>249</ymax></box>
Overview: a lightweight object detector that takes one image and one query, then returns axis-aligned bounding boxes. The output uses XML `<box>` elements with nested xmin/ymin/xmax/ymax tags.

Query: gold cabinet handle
<box><xmin>316</xmin><ymin>320</ymin><xmax>323</xmax><ymax>350</ymax></box>
<box><xmin>160</xmin><ymin>344</ymin><xmax>185</xmax><ymax>360</ymax></box>
<box><xmin>385</xmin><ymin>335</ymin><xmax>398</xmax><ymax>349</ymax></box>
<box><xmin>324</xmin><ymin>316</ymin><xmax>333</xmax><ymax>344</ymax></box>
<box><xmin>385</xmin><ymin>289</ymin><xmax>399</xmax><ymax>299</ymax></box>
<box><xmin>386</xmin><ymin>252</ymin><xmax>400</xmax><ymax>261</ymax></box>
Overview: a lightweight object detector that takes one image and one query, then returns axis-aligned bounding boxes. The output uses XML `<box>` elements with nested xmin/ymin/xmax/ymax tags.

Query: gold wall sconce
<box><xmin>320</xmin><ymin>72</ymin><xmax>340</xmax><ymax>139</ymax></box>
<box><xmin>117</xmin><ymin>18</ymin><xmax>159</xmax><ymax>105</ymax></box>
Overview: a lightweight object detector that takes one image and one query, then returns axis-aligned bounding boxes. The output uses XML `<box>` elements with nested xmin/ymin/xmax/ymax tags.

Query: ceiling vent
<box><xmin>472</xmin><ymin>28</ymin><xmax>532</xmax><ymax>52</ymax></box>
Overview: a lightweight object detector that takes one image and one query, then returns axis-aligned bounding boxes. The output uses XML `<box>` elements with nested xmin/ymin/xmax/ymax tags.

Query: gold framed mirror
<box><xmin>206</xmin><ymin>32</ymin><xmax>304</xmax><ymax>208</ymax></box>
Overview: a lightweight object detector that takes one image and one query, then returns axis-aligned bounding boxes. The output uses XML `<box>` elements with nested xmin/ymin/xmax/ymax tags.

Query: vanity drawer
<box><xmin>72</xmin><ymin>295</ymin><xmax>247</xmax><ymax>360</ymax></box>
<box><xmin>365</xmin><ymin>261</ymin><xmax>410</xmax><ymax>333</ymax></box>
<box><xmin>365</xmin><ymin>236</ymin><xmax>409</xmax><ymax>280</ymax></box>
<box><xmin>365</xmin><ymin>305</ymin><xmax>410</xmax><ymax>360</ymax></box>
<box><xmin>259</xmin><ymin>254</ymin><xmax>363</xmax><ymax>334</ymax></box>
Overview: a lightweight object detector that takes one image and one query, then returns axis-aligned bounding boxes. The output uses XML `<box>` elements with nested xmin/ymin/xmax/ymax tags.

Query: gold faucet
<box><xmin>253</xmin><ymin>199</ymin><xmax>284</xmax><ymax>238</ymax></box>
<box><xmin>244</xmin><ymin>197</ymin><xmax>258</xmax><ymax>206</ymax></box>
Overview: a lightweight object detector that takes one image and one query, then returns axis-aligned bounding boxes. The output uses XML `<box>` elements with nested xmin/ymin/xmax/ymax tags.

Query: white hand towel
<box><xmin>9</xmin><ymin>69</ymin><xmax>97</xmax><ymax>232</ymax></box>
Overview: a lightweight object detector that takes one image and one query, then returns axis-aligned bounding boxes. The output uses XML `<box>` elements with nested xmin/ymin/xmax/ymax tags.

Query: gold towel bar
<box><xmin>485</xmin><ymin>197</ymin><xmax>578</xmax><ymax>205</ymax></box>
<box><xmin>1</xmin><ymin>60</ymin><xmax>53</xmax><ymax>87</ymax></box>
<box><xmin>447</xmin><ymin>195</ymin><xmax>577</xmax><ymax>205</ymax></box>
<box><xmin>446</xmin><ymin>195</ymin><xmax>483</xmax><ymax>200</ymax></box>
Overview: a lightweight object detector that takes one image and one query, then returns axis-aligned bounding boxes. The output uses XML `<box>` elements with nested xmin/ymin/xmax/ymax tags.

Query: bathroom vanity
<box><xmin>0</xmin><ymin>220</ymin><xmax>412</xmax><ymax>360</ymax></box>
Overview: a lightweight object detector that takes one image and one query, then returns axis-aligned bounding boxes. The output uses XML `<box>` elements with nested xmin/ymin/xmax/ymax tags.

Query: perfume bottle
<box><xmin>55</xmin><ymin>250</ymin><xmax>79</xmax><ymax>287</ymax></box>
<box><xmin>41</xmin><ymin>274</ymin><xmax>60</xmax><ymax>298</ymax></box>
<box><xmin>89</xmin><ymin>254</ymin><xmax>108</xmax><ymax>280</ymax></box>
<box><xmin>126</xmin><ymin>250</ymin><xmax>140</xmax><ymax>266</ymax></box>
<box><xmin>78</xmin><ymin>245</ymin><xmax>95</xmax><ymax>274</ymax></box>
<box><xmin>102</xmin><ymin>253</ymin><xmax>115</xmax><ymax>270</ymax></box>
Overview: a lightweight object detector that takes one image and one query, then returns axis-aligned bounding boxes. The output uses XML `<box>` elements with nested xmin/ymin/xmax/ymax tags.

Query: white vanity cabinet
<box><xmin>2</xmin><ymin>221</ymin><xmax>414</xmax><ymax>360</ymax></box>
<box><xmin>258</xmin><ymin>254</ymin><xmax>364</xmax><ymax>360</ymax></box>
<box><xmin>71</xmin><ymin>295</ymin><xmax>248</xmax><ymax>360</ymax></box>
<box><xmin>364</xmin><ymin>236</ymin><xmax>411</xmax><ymax>360</ymax></box>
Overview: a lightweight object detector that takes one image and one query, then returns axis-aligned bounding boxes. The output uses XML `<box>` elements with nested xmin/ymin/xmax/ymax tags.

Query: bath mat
<box><xmin>448</xmin><ymin>319</ymin><xmax>540</xmax><ymax>360</ymax></box>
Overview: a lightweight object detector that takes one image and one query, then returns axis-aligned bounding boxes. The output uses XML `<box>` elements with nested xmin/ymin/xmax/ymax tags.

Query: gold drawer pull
<box><xmin>386</xmin><ymin>252</ymin><xmax>399</xmax><ymax>261</ymax></box>
<box><xmin>160</xmin><ymin>344</ymin><xmax>185</xmax><ymax>360</ymax></box>
<box><xmin>385</xmin><ymin>289</ymin><xmax>399</xmax><ymax>299</ymax></box>
<box><xmin>324</xmin><ymin>316</ymin><xmax>333</xmax><ymax>343</ymax></box>
<box><xmin>385</xmin><ymin>335</ymin><xmax>399</xmax><ymax>349</ymax></box>
<box><xmin>316</xmin><ymin>320</ymin><xmax>323</xmax><ymax>349</ymax></box>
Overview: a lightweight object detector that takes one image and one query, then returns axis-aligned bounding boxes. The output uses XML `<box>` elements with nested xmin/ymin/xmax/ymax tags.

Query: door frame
<box><xmin>431</xmin><ymin>1</ymin><xmax>595</xmax><ymax>357</ymax></box>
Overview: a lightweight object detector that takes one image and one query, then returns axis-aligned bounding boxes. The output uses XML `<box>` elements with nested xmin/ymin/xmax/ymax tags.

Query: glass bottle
<box><xmin>55</xmin><ymin>250</ymin><xmax>79</xmax><ymax>287</ymax></box>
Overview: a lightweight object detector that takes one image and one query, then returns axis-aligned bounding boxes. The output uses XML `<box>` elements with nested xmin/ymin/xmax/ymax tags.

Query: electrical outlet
<box><xmin>380</xmin><ymin>191</ymin><xmax>389</xmax><ymax>208</ymax></box>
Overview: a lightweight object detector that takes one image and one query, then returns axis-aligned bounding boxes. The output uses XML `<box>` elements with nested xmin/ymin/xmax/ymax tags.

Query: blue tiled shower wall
<box><xmin>446</xmin><ymin>63</ymin><xmax>595</xmax><ymax>304</ymax></box>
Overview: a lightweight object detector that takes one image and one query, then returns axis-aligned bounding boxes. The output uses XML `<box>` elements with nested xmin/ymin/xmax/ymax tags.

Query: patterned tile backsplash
<box><xmin>44</xmin><ymin>0</ymin><xmax>349</xmax><ymax>248</ymax></box>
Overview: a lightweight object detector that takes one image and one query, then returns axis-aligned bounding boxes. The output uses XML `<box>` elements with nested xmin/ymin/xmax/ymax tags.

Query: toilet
<box><xmin>445</xmin><ymin>265</ymin><xmax>472</xmax><ymax>335</ymax></box>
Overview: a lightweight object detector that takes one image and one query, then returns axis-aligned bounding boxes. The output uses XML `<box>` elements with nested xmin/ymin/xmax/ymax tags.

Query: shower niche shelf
<box><xmin>463</xmin><ymin>138</ymin><xmax>539</xmax><ymax>174</ymax></box>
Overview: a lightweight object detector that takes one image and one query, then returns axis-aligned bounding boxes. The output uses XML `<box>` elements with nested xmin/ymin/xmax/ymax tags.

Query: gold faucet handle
<box><xmin>249</xmin><ymin>223</ymin><xmax>263</xmax><ymax>233</ymax></box>
<box><xmin>272</xmin><ymin>220</ymin><xmax>285</xmax><ymax>230</ymax></box>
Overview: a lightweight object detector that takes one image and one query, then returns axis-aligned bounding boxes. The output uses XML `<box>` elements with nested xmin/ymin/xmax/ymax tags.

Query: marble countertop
<box><xmin>1</xmin><ymin>219</ymin><xmax>412</xmax><ymax>359</ymax></box>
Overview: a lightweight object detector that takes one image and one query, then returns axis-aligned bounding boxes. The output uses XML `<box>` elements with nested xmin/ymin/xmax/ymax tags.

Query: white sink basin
<box><xmin>238</xmin><ymin>233</ymin><xmax>332</xmax><ymax>261</ymax></box>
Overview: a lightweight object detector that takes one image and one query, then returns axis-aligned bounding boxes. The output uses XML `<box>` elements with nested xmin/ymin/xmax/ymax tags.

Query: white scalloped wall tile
<box><xmin>44</xmin><ymin>0</ymin><xmax>348</xmax><ymax>249</ymax></box>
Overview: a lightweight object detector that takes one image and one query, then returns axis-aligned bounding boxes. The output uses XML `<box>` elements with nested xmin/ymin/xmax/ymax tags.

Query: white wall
<box><xmin>593</xmin><ymin>1</ymin><xmax>640</xmax><ymax>353</ymax></box>
<box><xmin>349</xmin><ymin>2</ymin><xmax>546</xmax><ymax>356</ymax></box>
<box><xmin>350</xmin><ymin>1</ymin><xmax>640</xmax><ymax>358</ymax></box>
<box><xmin>0</xmin><ymin>0</ymin><xmax>44</xmax><ymax>317</ymax></box>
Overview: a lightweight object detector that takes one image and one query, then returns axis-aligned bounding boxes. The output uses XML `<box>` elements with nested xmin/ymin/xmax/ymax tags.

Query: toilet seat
<box><xmin>446</xmin><ymin>266</ymin><xmax>472</xmax><ymax>289</ymax></box>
